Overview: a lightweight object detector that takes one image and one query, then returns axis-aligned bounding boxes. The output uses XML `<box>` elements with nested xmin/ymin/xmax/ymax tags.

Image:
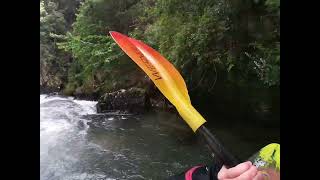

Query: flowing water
<box><xmin>40</xmin><ymin>95</ymin><xmax>212</xmax><ymax>180</ymax></box>
<box><xmin>40</xmin><ymin>94</ymin><xmax>279</xmax><ymax>180</ymax></box>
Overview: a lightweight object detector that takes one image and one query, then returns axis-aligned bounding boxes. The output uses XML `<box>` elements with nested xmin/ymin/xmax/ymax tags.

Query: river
<box><xmin>40</xmin><ymin>94</ymin><xmax>279</xmax><ymax>180</ymax></box>
<box><xmin>40</xmin><ymin>94</ymin><xmax>213</xmax><ymax>180</ymax></box>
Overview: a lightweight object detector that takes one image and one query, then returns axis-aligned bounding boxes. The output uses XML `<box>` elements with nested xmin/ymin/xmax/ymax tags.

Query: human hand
<box><xmin>218</xmin><ymin>161</ymin><xmax>268</xmax><ymax>180</ymax></box>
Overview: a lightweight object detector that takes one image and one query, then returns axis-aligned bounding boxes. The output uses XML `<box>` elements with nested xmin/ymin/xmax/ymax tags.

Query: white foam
<box><xmin>74</xmin><ymin>99</ymin><xmax>97</xmax><ymax>115</ymax></box>
<box><xmin>40</xmin><ymin>94</ymin><xmax>99</xmax><ymax>180</ymax></box>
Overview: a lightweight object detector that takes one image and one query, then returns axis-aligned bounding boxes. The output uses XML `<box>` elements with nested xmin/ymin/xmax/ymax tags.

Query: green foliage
<box><xmin>63</xmin><ymin>82</ymin><xmax>77</xmax><ymax>96</ymax></box>
<box><xmin>41</xmin><ymin>0</ymin><xmax>280</xmax><ymax>96</ymax></box>
<box><xmin>265</xmin><ymin>0</ymin><xmax>280</xmax><ymax>12</ymax></box>
<box><xmin>40</xmin><ymin>0</ymin><xmax>79</xmax><ymax>89</ymax></box>
<box><xmin>58</xmin><ymin>0</ymin><xmax>143</xmax><ymax>95</ymax></box>
<box><xmin>133</xmin><ymin>0</ymin><xmax>280</xmax><ymax>91</ymax></box>
<box><xmin>246</xmin><ymin>42</ymin><xmax>280</xmax><ymax>86</ymax></box>
<box><xmin>134</xmin><ymin>0</ymin><xmax>230</xmax><ymax>91</ymax></box>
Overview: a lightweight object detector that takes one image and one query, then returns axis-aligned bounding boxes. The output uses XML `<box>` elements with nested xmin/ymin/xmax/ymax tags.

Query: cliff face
<box><xmin>40</xmin><ymin>61</ymin><xmax>63</xmax><ymax>93</ymax></box>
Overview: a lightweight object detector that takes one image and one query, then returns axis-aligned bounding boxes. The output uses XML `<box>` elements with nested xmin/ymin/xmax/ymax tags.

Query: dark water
<box><xmin>40</xmin><ymin>94</ymin><xmax>279</xmax><ymax>180</ymax></box>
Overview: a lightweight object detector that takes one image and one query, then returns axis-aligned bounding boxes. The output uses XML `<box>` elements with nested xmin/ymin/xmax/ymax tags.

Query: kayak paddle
<box><xmin>109</xmin><ymin>31</ymin><xmax>240</xmax><ymax>167</ymax></box>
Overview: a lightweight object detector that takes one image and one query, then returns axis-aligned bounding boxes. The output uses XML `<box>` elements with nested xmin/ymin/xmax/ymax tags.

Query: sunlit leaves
<box><xmin>57</xmin><ymin>0</ymin><xmax>142</xmax><ymax>94</ymax></box>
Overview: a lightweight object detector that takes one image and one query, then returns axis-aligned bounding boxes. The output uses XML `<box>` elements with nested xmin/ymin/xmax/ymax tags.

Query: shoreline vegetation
<box><xmin>40</xmin><ymin>0</ymin><xmax>279</xmax><ymax>123</ymax></box>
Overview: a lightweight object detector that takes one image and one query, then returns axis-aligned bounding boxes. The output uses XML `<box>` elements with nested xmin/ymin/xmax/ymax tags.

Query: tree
<box><xmin>58</xmin><ymin>0</ymin><xmax>145</xmax><ymax>96</ymax></box>
<box><xmin>40</xmin><ymin>0</ymin><xmax>83</xmax><ymax>91</ymax></box>
<box><xmin>133</xmin><ymin>0</ymin><xmax>280</xmax><ymax>91</ymax></box>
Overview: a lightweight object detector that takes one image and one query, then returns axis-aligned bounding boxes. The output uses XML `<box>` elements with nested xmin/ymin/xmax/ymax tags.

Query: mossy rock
<box><xmin>96</xmin><ymin>87</ymin><xmax>149</xmax><ymax>114</ymax></box>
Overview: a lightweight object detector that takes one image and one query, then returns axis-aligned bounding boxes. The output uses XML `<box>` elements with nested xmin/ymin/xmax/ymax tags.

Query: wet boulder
<box><xmin>96</xmin><ymin>87</ymin><xmax>151</xmax><ymax>114</ymax></box>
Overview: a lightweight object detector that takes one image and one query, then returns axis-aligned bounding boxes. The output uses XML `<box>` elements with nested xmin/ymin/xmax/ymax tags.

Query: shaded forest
<box><xmin>40</xmin><ymin>0</ymin><xmax>280</xmax><ymax>124</ymax></box>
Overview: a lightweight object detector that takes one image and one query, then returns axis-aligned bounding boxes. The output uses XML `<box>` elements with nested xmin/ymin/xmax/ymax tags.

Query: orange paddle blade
<box><xmin>127</xmin><ymin>37</ymin><xmax>190</xmax><ymax>103</ymax></box>
<box><xmin>109</xmin><ymin>31</ymin><xmax>206</xmax><ymax>132</ymax></box>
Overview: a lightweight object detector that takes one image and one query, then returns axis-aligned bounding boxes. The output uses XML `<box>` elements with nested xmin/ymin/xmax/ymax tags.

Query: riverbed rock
<box><xmin>96</xmin><ymin>87</ymin><xmax>151</xmax><ymax>114</ymax></box>
<box><xmin>74</xmin><ymin>90</ymin><xmax>99</xmax><ymax>101</ymax></box>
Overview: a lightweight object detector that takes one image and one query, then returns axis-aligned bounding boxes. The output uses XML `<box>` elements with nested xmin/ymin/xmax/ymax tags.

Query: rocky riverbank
<box><xmin>96</xmin><ymin>87</ymin><xmax>175</xmax><ymax>114</ymax></box>
<box><xmin>41</xmin><ymin>83</ymin><xmax>175</xmax><ymax>115</ymax></box>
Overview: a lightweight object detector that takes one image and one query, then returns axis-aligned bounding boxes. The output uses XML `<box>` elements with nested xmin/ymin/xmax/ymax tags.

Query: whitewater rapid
<box><xmin>40</xmin><ymin>94</ymin><xmax>212</xmax><ymax>180</ymax></box>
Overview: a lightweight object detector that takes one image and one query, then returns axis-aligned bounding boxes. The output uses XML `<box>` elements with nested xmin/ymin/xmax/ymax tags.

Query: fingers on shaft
<box><xmin>253</xmin><ymin>171</ymin><xmax>269</xmax><ymax>180</ymax></box>
<box><xmin>235</xmin><ymin>166</ymin><xmax>258</xmax><ymax>180</ymax></box>
<box><xmin>218</xmin><ymin>161</ymin><xmax>253</xmax><ymax>179</ymax></box>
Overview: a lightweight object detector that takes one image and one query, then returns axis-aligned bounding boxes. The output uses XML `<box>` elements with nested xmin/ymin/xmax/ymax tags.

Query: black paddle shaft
<box><xmin>196</xmin><ymin>125</ymin><xmax>240</xmax><ymax>168</ymax></box>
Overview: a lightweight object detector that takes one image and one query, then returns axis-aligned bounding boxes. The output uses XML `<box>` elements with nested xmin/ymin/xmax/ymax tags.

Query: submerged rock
<box><xmin>96</xmin><ymin>87</ymin><xmax>151</xmax><ymax>114</ymax></box>
<box><xmin>83</xmin><ymin>113</ymin><xmax>139</xmax><ymax>131</ymax></box>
